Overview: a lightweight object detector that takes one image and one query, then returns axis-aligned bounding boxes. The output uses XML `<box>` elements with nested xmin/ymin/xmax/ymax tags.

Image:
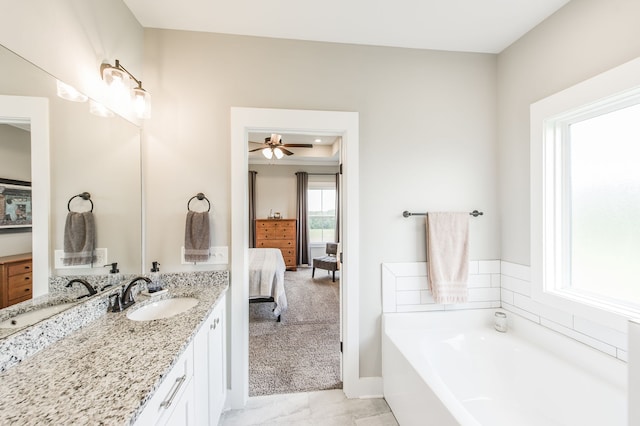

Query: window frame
<box><xmin>531</xmin><ymin>56</ymin><xmax>640</xmax><ymax>332</ymax></box>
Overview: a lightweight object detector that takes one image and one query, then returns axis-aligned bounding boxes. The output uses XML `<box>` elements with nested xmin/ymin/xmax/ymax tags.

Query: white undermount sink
<box><xmin>0</xmin><ymin>303</ymin><xmax>76</xmax><ymax>329</ymax></box>
<box><xmin>126</xmin><ymin>297</ymin><xmax>199</xmax><ymax>321</ymax></box>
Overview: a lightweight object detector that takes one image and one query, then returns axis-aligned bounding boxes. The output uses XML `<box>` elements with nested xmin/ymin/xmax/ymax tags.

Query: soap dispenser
<box><xmin>149</xmin><ymin>261</ymin><xmax>162</xmax><ymax>293</ymax></box>
<box><xmin>105</xmin><ymin>262</ymin><xmax>121</xmax><ymax>288</ymax></box>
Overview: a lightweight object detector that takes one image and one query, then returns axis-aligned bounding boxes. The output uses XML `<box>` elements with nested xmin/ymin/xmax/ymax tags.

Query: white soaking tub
<box><xmin>382</xmin><ymin>309</ymin><xmax>626</xmax><ymax>426</ymax></box>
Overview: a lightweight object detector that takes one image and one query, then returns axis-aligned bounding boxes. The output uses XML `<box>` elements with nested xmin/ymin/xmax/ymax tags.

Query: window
<box><xmin>531</xmin><ymin>57</ymin><xmax>640</xmax><ymax>330</ymax></box>
<box><xmin>308</xmin><ymin>182</ymin><xmax>336</xmax><ymax>243</ymax></box>
<box><xmin>566</xmin><ymin>103</ymin><xmax>640</xmax><ymax>306</ymax></box>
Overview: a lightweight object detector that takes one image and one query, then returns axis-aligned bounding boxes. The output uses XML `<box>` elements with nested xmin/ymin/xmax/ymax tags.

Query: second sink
<box><xmin>126</xmin><ymin>297</ymin><xmax>199</xmax><ymax>321</ymax></box>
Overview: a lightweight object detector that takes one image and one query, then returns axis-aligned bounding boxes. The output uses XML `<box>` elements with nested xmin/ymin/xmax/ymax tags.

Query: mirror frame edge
<box><xmin>0</xmin><ymin>95</ymin><xmax>50</xmax><ymax>298</ymax></box>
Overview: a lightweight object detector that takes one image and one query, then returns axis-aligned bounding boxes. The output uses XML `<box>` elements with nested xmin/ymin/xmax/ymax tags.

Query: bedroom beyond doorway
<box><xmin>249</xmin><ymin>266</ymin><xmax>341</xmax><ymax>396</ymax></box>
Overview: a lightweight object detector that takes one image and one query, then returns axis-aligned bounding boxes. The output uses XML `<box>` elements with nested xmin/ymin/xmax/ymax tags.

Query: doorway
<box><xmin>230</xmin><ymin>107</ymin><xmax>360</xmax><ymax>408</ymax></box>
<box><xmin>247</xmin><ymin>138</ymin><xmax>342</xmax><ymax>396</ymax></box>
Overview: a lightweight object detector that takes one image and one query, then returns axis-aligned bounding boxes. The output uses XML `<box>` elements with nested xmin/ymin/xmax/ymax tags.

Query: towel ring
<box><xmin>187</xmin><ymin>192</ymin><xmax>211</xmax><ymax>212</ymax></box>
<box><xmin>67</xmin><ymin>192</ymin><xmax>93</xmax><ymax>212</ymax></box>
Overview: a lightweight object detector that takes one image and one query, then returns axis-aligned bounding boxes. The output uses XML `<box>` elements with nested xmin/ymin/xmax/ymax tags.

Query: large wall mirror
<box><xmin>0</xmin><ymin>44</ymin><xmax>142</xmax><ymax>302</ymax></box>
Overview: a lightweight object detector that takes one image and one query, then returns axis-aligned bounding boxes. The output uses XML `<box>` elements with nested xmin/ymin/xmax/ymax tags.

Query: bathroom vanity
<box><xmin>0</xmin><ymin>272</ymin><xmax>228</xmax><ymax>425</ymax></box>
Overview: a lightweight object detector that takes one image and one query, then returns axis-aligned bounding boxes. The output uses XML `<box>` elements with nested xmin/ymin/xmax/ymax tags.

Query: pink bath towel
<box><xmin>426</xmin><ymin>212</ymin><xmax>469</xmax><ymax>304</ymax></box>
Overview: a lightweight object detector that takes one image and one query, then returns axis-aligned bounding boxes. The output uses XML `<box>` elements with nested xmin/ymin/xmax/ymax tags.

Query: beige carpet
<box><xmin>249</xmin><ymin>266</ymin><xmax>342</xmax><ymax>396</ymax></box>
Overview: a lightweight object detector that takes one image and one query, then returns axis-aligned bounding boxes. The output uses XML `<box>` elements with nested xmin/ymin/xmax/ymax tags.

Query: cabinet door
<box><xmin>208</xmin><ymin>296</ymin><xmax>226</xmax><ymax>423</ymax></box>
<box><xmin>193</xmin><ymin>292</ymin><xmax>227</xmax><ymax>425</ymax></box>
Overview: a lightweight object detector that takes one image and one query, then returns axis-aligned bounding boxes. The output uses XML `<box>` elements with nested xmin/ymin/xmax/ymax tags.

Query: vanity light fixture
<box><xmin>100</xmin><ymin>59</ymin><xmax>151</xmax><ymax>119</ymax></box>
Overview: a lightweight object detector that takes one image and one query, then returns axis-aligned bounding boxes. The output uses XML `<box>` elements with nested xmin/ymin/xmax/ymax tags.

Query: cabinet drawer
<box><xmin>8</xmin><ymin>282</ymin><xmax>32</xmax><ymax>301</ymax></box>
<box><xmin>282</xmin><ymin>256</ymin><xmax>296</xmax><ymax>267</ymax></box>
<box><xmin>8</xmin><ymin>261</ymin><xmax>32</xmax><ymax>276</ymax></box>
<box><xmin>135</xmin><ymin>344</ymin><xmax>194</xmax><ymax>425</ymax></box>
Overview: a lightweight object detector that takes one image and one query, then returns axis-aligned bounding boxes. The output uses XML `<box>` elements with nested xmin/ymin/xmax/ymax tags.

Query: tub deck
<box><xmin>382</xmin><ymin>309</ymin><xmax>627</xmax><ymax>426</ymax></box>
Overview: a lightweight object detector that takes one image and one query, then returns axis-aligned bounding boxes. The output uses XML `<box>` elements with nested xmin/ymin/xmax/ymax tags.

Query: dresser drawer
<box><xmin>8</xmin><ymin>261</ymin><xmax>32</xmax><ymax>276</ymax></box>
<box><xmin>256</xmin><ymin>240</ymin><xmax>294</xmax><ymax>249</ymax></box>
<box><xmin>282</xmin><ymin>256</ymin><xmax>296</xmax><ymax>267</ymax></box>
<box><xmin>256</xmin><ymin>228</ymin><xmax>296</xmax><ymax>240</ymax></box>
<box><xmin>8</xmin><ymin>281</ymin><xmax>32</xmax><ymax>301</ymax></box>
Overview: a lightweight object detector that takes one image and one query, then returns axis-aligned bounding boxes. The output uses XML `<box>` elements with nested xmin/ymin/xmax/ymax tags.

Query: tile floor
<box><xmin>219</xmin><ymin>389</ymin><xmax>398</xmax><ymax>426</ymax></box>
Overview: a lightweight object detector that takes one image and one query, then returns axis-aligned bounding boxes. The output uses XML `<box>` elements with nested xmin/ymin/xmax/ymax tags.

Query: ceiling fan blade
<box><xmin>249</xmin><ymin>147</ymin><xmax>266</xmax><ymax>152</ymax></box>
<box><xmin>282</xmin><ymin>143</ymin><xmax>313</xmax><ymax>148</ymax></box>
<box><xmin>280</xmin><ymin>148</ymin><xmax>294</xmax><ymax>156</ymax></box>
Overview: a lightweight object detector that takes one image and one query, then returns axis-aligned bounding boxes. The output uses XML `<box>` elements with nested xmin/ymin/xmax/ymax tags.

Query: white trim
<box><xmin>531</xmin><ymin>56</ymin><xmax>640</xmax><ymax>332</ymax></box>
<box><xmin>230</xmin><ymin>107</ymin><xmax>360</xmax><ymax>407</ymax></box>
<box><xmin>0</xmin><ymin>95</ymin><xmax>50</xmax><ymax>298</ymax></box>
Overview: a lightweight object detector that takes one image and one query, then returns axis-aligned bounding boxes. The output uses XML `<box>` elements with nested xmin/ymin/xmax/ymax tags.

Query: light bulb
<box><xmin>133</xmin><ymin>86</ymin><xmax>151</xmax><ymax>119</ymax></box>
<box><xmin>262</xmin><ymin>148</ymin><xmax>273</xmax><ymax>159</ymax></box>
<box><xmin>89</xmin><ymin>100</ymin><xmax>115</xmax><ymax>118</ymax></box>
<box><xmin>273</xmin><ymin>147</ymin><xmax>284</xmax><ymax>159</ymax></box>
<box><xmin>56</xmin><ymin>80</ymin><xmax>88</xmax><ymax>102</ymax></box>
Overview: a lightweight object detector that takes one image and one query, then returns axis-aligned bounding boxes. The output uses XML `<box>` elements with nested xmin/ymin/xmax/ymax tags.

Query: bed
<box><xmin>249</xmin><ymin>248</ymin><xmax>288</xmax><ymax>321</ymax></box>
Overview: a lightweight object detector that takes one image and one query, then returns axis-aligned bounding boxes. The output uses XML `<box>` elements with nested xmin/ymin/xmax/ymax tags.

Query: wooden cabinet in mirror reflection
<box><xmin>0</xmin><ymin>253</ymin><xmax>32</xmax><ymax>308</ymax></box>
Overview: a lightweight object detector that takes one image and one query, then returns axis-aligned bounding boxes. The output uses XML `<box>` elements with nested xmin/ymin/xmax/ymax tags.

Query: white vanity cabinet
<box><xmin>134</xmin><ymin>343</ymin><xmax>195</xmax><ymax>426</ymax></box>
<box><xmin>194</xmin><ymin>293</ymin><xmax>227</xmax><ymax>425</ymax></box>
<box><xmin>134</xmin><ymin>292</ymin><xmax>227</xmax><ymax>426</ymax></box>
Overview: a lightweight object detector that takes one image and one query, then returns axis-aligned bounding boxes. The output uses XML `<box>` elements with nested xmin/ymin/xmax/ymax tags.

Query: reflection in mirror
<box><xmin>0</xmin><ymin>43</ymin><xmax>142</xmax><ymax>335</ymax></box>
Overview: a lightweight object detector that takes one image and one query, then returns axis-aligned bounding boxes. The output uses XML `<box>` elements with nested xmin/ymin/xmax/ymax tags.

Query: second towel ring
<box><xmin>67</xmin><ymin>192</ymin><xmax>93</xmax><ymax>212</ymax></box>
<box><xmin>187</xmin><ymin>192</ymin><xmax>211</xmax><ymax>212</ymax></box>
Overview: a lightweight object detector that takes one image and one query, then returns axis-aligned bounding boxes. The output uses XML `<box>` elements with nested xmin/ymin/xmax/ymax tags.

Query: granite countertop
<box><xmin>0</xmin><ymin>276</ymin><xmax>228</xmax><ymax>425</ymax></box>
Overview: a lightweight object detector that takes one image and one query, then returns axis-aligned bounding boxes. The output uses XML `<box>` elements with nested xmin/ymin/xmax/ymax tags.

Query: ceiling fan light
<box><xmin>273</xmin><ymin>147</ymin><xmax>284</xmax><ymax>159</ymax></box>
<box><xmin>262</xmin><ymin>147</ymin><xmax>273</xmax><ymax>159</ymax></box>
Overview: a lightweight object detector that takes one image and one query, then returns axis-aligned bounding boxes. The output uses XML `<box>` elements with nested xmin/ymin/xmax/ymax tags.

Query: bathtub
<box><xmin>382</xmin><ymin>309</ymin><xmax>627</xmax><ymax>426</ymax></box>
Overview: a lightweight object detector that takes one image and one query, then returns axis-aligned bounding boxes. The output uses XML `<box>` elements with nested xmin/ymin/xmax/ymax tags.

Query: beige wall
<box><xmin>497</xmin><ymin>0</ymin><xmax>640</xmax><ymax>265</ymax></box>
<box><xmin>0</xmin><ymin>124</ymin><xmax>30</xmax><ymax>181</ymax></box>
<box><xmin>143</xmin><ymin>30</ymin><xmax>499</xmax><ymax>377</ymax></box>
<box><xmin>0</xmin><ymin>124</ymin><xmax>31</xmax><ymax>257</ymax></box>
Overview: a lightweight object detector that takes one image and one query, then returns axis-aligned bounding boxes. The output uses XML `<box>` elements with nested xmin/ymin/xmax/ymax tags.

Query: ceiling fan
<box><xmin>249</xmin><ymin>134</ymin><xmax>313</xmax><ymax>159</ymax></box>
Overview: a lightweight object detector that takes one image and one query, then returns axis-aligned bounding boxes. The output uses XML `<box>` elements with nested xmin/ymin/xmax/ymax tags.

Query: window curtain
<box><xmin>335</xmin><ymin>172</ymin><xmax>340</xmax><ymax>243</ymax></box>
<box><xmin>248</xmin><ymin>171</ymin><xmax>257</xmax><ymax>248</ymax></box>
<box><xmin>295</xmin><ymin>172</ymin><xmax>310</xmax><ymax>265</ymax></box>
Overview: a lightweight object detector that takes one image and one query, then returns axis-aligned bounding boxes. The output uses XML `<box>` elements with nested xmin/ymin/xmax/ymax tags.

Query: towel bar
<box><xmin>67</xmin><ymin>192</ymin><xmax>93</xmax><ymax>212</ymax></box>
<box><xmin>187</xmin><ymin>192</ymin><xmax>211</xmax><ymax>212</ymax></box>
<box><xmin>403</xmin><ymin>210</ymin><xmax>483</xmax><ymax>218</ymax></box>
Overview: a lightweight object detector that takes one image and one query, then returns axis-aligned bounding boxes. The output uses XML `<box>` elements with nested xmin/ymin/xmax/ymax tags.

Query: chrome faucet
<box><xmin>66</xmin><ymin>278</ymin><xmax>97</xmax><ymax>299</ymax></box>
<box><xmin>112</xmin><ymin>276</ymin><xmax>151</xmax><ymax>312</ymax></box>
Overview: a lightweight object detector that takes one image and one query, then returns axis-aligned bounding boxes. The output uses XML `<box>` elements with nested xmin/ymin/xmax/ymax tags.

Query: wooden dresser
<box><xmin>0</xmin><ymin>253</ymin><xmax>33</xmax><ymax>308</ymax></box>
<box><xmin>255</xmin><ymin>219</ymin><xmax>297</xmax><ymax>270</ymax></box>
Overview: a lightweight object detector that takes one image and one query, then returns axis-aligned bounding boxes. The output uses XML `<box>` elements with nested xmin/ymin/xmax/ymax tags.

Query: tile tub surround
<box><xmin>382</xmin><ymin>260</ymin><xmax>629</xmax><ymax>361</ymax></box>
<box><xmin>500</xmin><ymin>261</ymin><xmax>628</xmax><ymax>361</ymax></box>
<box><xmin>0</xmin><ymin>271</ymin><xmax>228</xmax><ymax>425</ymax></box>
<box><xmin>382</xmin><ymin>260</ymin><xmax>501</xmax><ymax>313</ymax></box>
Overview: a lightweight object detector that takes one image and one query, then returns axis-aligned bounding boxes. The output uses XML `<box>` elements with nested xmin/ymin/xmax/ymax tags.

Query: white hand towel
<box><xmin>426</xmin><ymin>212</ymin><xmax>469</xmax><ymax>304</ymax></box>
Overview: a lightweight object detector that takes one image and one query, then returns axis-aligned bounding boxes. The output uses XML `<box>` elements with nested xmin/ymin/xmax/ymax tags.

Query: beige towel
<box><xmin>426</xmin><ymin>212</ymin><xmax>469</xmax><ymax>304</ymax></box>
<box><xmin>63</xmin><ymin>212</ymin><xmax>97</xmax><ymax>266</ymax></box>
<box><xmin>184</xmin><ymin>211</ymin><xmax>210</xmax><ymax>262</ymax></box>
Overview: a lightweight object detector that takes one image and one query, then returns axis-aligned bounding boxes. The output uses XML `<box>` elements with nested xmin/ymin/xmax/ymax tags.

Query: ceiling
<box><xmin>248</xmin><ymin>132</ymin><xmax>340</xmax><ymax>166</ymax></box>
<box><xmin>123</xmin><ymin>0</ymin><xmax>570</xmax><ymax>53</ymax></box>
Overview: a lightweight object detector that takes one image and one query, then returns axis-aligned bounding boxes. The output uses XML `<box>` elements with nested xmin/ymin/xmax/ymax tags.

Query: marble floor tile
<box><xmin>219</xmin><ymin>389</ymin><xmax>398</xmax><ymax>426</ymax></box>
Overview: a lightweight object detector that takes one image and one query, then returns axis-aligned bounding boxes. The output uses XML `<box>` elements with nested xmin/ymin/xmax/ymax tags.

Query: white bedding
<box><xmin>249</xmin><ymin>248</ymin><xmax>288</xmax><ymax>315</ymax></box>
